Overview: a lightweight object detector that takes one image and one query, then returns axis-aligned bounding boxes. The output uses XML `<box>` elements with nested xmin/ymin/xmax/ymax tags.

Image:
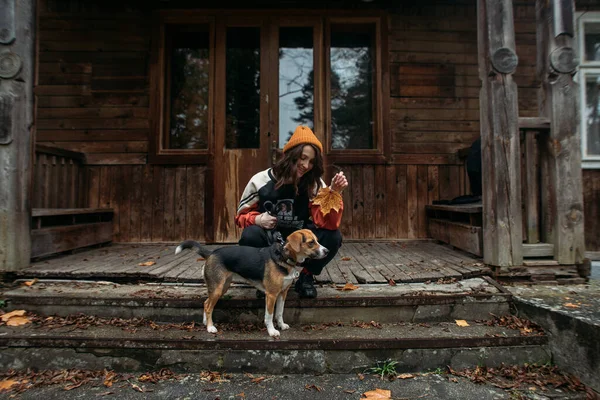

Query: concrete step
<box><xmin>0</xmin><ymin>316</ymin><xmax>550</xmax><ymax>374</ymax></box>
<box><xmin>3</xmin><ymin>277</ymin><xmax>511</xmax><ymax>324</ymax></box>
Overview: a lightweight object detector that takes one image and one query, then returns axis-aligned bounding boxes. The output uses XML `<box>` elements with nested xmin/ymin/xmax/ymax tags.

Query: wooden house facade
<box><xmin>0</xmin><ymin>0</ymin><xmax>598</xmax><ymax>273</ymax></box>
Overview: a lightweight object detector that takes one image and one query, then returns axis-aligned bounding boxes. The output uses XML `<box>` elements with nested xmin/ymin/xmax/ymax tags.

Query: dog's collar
<box><xmin>283</xmin><ymin>257</ymin><xmax>297</xmax><ymax>267</ymax></box>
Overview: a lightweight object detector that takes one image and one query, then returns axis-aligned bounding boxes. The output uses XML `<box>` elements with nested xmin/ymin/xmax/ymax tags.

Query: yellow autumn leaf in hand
<box><xmin>312</xmin><ymin>187</ymin><xmax>342</xmax><ymax>216</ymax></box>
<box><xmin>362</xmin><ymin>388</ymin><xmax>391</xmax><ymax>399</ymax></box>
<box><xmin>455</xmin><ymin>320</ymin><xmax>470</xmax><ymax>327</ymax></box>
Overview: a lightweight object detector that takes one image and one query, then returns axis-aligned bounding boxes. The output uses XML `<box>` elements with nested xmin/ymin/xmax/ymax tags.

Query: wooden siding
<box><xmin>33</xmin><ymin>149</ymin><xmax>88</xmax><ymax>209</ymax></box>
<box><xmin>33</xmin><ymin>0</ymin><xmax>597</xmax><ymax>245</ymax></box>
<box><xmin>85</xmin><ymin>165</ymin><xmax>206</xmax><ymax>243</ymax></box>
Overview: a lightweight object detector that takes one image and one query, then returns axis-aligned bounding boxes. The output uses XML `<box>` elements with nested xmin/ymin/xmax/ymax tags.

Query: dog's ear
<box><xmin>286</xmin><ymin>231</ymin><xmax>303</xmax><ymax>255</ymax></box>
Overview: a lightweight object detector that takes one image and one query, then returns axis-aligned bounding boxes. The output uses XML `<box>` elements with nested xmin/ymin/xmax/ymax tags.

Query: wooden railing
<box><xmin>33</xmin><ymin>144</ymin><xmax>88</xmax><ymax>209</ymax></box>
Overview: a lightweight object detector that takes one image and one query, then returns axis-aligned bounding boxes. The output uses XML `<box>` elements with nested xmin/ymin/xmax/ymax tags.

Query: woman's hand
<box><xmin>255</xmin><ymin>212</ymin><xmax>277</xmax><ymax>230</ymax></box>
<box><xmin>331</xmin><ymin>171</ymin><xmax>348</xmax><ymax>193</ymax></box>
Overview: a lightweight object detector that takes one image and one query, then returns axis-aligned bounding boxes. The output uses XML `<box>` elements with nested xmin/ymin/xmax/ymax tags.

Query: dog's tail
<box><xmin>175</xmin><ymin>240</ymin><xmax>212</xmax><ymax>258</ymax></box>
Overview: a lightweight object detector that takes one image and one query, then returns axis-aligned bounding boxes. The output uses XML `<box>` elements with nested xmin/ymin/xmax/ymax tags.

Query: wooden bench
<box><xmin>31</xmin><ymin>208</ymin><xmax>114</xmax><ymax>259</ymax></box>
<box><xmin>425</xmin><ymin>203</ymin><xmax>483</xmax><ymax>257</ymax></box>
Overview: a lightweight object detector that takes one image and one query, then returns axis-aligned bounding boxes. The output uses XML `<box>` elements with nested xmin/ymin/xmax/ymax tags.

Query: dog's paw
<box><xmin>279</xmin><ymin>322</ymin><xmax>290</xmax><ymax>330</ymax></box>
<box><xmin>207</xmin><ymin>325</ymin><xmax>218</xmax><ymax>334</ymax></box>
<box><xmin>268</xmin><ymin>329</ymin><xmax>280</xmax><ymax>337</ymax></box>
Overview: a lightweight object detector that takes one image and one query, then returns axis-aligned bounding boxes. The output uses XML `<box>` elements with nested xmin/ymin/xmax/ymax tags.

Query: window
<box><xmin>577</xmin><ymin>12</ymin><xmax>600</xmax><ymax>168</ymax></box>
<box><xmin>150</xmin><ymin>12</ymin><xmax>387</xmax><ymax>164</ymax></box>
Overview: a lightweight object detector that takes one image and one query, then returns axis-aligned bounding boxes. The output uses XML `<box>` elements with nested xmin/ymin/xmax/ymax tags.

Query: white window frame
<box><xmin>577</xmin><ymin>11</ymin><xmax>600</xmax><ymax>169</ymax></box>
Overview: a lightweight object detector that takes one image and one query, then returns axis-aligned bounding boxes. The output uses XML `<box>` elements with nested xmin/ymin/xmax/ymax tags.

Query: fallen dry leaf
<box><xmin>341</xmin><ymin>257</ymin><xmax>352</xmax><ymax>261</ymax></box>
<box><xmin>196</xmin><ymin>257</ymin><xmax>205</xmax><ymax>262</ymax></box>
<box><xmin>6</xmin><ymin>316</ymin><xmax>31</xmax><ymax>327</ymax></box>
<box><xmin>362</xmin><ymin>388</ymin><xmax>391</xmax><ymax>399</ymax></box>
<box><xmin>0</xmin><ymin>379</ymin><xmax>18</xmax><ymax>392</ymax></box>
<box><xmin>251</xmin><ymin>376</ymin><xmax>266</xmax><ymax>384</ymax></box>
<box><xmin>455</xmin><ymin>320</ymin><xmax>470</xmax><ymax>327</ymax></box>
<box><xmin>397</xmin><ymin>373</ymin><xmax>414</xmax><ymax>379</ymax></box>
<box><xmin>305</xmin><ymin>384</ymin><xmax>322</xmax><ymax>391</ymax></box>
<box><xmin>1</xmin><ymin>310</ymin><xmax>26</xmax><ymax>322</ymax></box>
<box><xmin>344</xmin><ymin>389</ymin><xmax>357</xmax><ymax>393</ymax></box>
<box><xmin>138</xmin><ymin>261</ymin><xmax>156</xmax><ymax>267</ymax></box>
<box><xmin>23</xmin><ymin>279</ymin><xmax>38</xmax><ymax>287</ymax></box>
<box><xmin>357</xmin><ymin>373</ymin><xmax>365</xmax><ymax>381</ymax></box>
<box><xmin>564</xmin><ymin>303</ymin><xmax>580</xmax><ymax>308</ymax></box>
<box><xmin>236</xmin><ymin>392</ymin><xmax>246</xmax><ymax>398</ymax></box>
<box><xmin>388</xmin><ymin>279</ymin><xmax>396</xmax><ymax>286</ymax></box>
<box><xmin>337</xmin><ymin>282</ymin><xmax>359</xmax><ymax>291</ymax></box>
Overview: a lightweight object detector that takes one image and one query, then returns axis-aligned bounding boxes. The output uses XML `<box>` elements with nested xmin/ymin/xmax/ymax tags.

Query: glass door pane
<box><xmin>226</xmin><ymin>27</ymin><xmax>261</xmax><ymax>149</ymax></box>
<box><xmin>330</xmin><ymin>23</ymin><xmax>375</xmax><ymax>150</ymax></box>
<box><xmin>584</xmin><ymin>72</ymin><xmax>600</xmax><ymax>157</ymax></box>
<box><xmin>278</xmin><ymin>27</ymin><xmax>314</xmax><ymax>149</ymax></box>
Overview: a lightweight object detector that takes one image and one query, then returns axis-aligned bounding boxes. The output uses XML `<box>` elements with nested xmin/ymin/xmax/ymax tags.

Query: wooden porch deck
<box><xmin>20</xmin><ymin>241</ymin><xmax>489</xmax><ymax>285</ymax></box>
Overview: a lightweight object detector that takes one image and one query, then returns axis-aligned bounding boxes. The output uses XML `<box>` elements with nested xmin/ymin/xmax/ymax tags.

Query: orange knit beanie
<box><xmin>283</xmin><ymin>125</ymin><xmax>323</xmax><ymax>154</ymax></box>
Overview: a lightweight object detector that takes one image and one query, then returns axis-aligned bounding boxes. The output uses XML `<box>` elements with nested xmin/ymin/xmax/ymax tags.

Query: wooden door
<box><xmin>213</xmin><ymin>17</ymin><xmax>322</xmax><ymax>242</ymax></box>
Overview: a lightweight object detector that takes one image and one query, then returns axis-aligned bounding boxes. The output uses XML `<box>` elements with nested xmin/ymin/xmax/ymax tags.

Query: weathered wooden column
<box><xmin>477</xmin><ymin>0</ymin><xmax>523</xmax><ymax>267</ymax></box>
<box><xmin>0</xmin><ymin>0</ymin><xmax>36</xmax><ymax>272</ymax></box>
<box><xmin>537</xmin><ymin>0</ymin><xmax>585</xmax><ymax>265</ymax></box>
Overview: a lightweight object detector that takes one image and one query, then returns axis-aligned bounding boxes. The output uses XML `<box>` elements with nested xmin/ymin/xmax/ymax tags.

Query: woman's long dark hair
<box><xmin>272</xmin><ymin>144</ymin><xmax>324</xmax><ymax>196</ymax></box>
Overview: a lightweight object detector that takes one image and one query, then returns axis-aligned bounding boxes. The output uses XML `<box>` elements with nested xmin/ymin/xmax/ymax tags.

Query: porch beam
<box><xmin>536</xmin><ymin>0</ymin><xmax>585</xmax><ymax>265</ymax></box>
<box><xmin>477</xmin><ymin>0</ymin><xmax>523</xmax><ymax>266</ymax></box>
<box><xmin>0</xmin><ymin>0</ymin><xmax>36</xmax><ymax>272</ymax></box>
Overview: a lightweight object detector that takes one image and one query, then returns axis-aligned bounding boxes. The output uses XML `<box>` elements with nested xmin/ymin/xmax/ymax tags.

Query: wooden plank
<box><xmin>118</xmin><ymin>166</ymin><xmax>132</xmax><ymax>242</ymax></box>
<box><xmin>31</xmin><ymin>222</ymin><xmax>113</xmax><ymax>258</ymax></box>
<box><xmin>427</xmin><ymin>166</ymin><xmax>440</xmax><ymax>206</ymax></box>
<box><xmin>152</xmin><ymin>167</ymin><xmax>165</xmax><ymax>242</ymax></box>
<box><xmin>185</xmin><ymin>166</ymin><xmax>205</xmax><ymax>241</ymax></box>
<box><xmin>140</xmin><ymin>164</ymin><xmax>154</xmax><ymax>242</ymax></box>
<box><xmin>417</xmin><ymin>165</ymin><xmax>428</xmax><ymax>238</ymax></box>
<box><xmin>518</xmin><ymin>117</ymin><xmax>550</xmax><ymax>130</ymax></box>
<box><xmin>351</xmin><ymin>166</ymin><xmax>364</xmax><ymax>239</ymax></box>
<box><xmin>36</xmin><ymin>129</ymin><xmax>149</xmax><ymax>142</ymax></box>
<box><xmin>84</xmin><ymin>153</ymin><xmax>146</xmax><ymax>165</ymax></box>
<box><xmin>32</xmin><ymin>208</ymin><xmax>113</xmax><ymax>217</ymax></box>
<box><xmin>478</xmin><ymin>0</ymin><xmax>523</xmax><ymax>266</ymax></box>
<box><xmin>523</xmin><ymin>243</ymin><xmax>554</xmax><ymax>258</ymax></box>
<box><xmin>174</xmin><ymin>166</ymin><xmax>187</xmax><ymax>241</ymax></box>
<box><xmin>425</xmin><ymin>204</ymin><xmax>482</xmax><ymax>213</ymax></box>
<box><xmin>362</xmin><ymin>166</ymin><xmax>376</xmax><ymax>239</ymax></box>
<box><xmin>374</xmin><ymin>165</ymin><xmax>386</xmax><ymax>238</ymax></box>
<box><xmin>406</xmin><ymin>165</ymin><xmax>418</xmax><ymax>238</ymax></box>
<box><xmin>163</xmin><ymin>167</ymin><xmax>176</xmax><ymax>241</ymax></box>
<box><xmin>129</xmin><ymin>166</ymin><xmax>143</xmax><ymax>242</ymax></box>
<box><xmin>429</xmin><ymin>219</ymin><xmax>483</xmax><ymax>257</ymax></box>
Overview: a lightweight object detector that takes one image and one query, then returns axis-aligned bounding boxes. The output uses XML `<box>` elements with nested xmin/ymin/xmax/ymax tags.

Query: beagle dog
<box><xmin>175</xmin><ymin>229</ymin><xmax>328</xmax><ymax>337</ymax></box>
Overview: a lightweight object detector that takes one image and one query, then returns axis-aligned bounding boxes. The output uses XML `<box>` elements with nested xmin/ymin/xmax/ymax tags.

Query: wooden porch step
<box><xmin>523</xmin><ymin>243</ymin><xmax>554</xmax><ymax>258</ymax></box>
<box><xmin>31</xmin><ymin>208</ymin><xmax>114</xmax><ymax>259</ymax></box>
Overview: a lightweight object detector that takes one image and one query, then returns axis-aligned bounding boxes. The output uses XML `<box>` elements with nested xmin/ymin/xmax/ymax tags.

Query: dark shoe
<box><xmin>256</xmin><ymin>289</ymin><xmax>265</xmax><ymax>299</ymax></box>
<box><xmin>295</xmin><ymin>273</ymin><xmax>317</xmax><ymax>299</ymax></box>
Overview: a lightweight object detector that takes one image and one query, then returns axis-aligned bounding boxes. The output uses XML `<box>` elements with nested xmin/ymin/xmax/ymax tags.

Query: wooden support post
<box><xmin>536</xmin><ymin>0</ymin><xmax>585</xmax><ymax>265</ymax></box>
<box><xmin>477</xmin><ymin>0</ymin><xmax>523</xmax><ymax>266</ymax></box>
<box><xmin>0</xmin><ymin>0</ymin><xmax>36</xmax><ymax>272</ymax></box>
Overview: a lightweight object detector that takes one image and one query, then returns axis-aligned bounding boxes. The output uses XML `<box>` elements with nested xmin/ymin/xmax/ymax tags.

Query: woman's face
<box><xmin>296</xmin><ymin>145</ymin><xmax>316</xmax><ymax>179</ymax></box>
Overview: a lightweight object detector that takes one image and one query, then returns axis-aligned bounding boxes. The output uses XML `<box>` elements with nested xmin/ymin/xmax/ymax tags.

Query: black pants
<box><xmin>239</xmin><ymin>225</ymin><xmax>342</xmax><ymax>276</ymax></box>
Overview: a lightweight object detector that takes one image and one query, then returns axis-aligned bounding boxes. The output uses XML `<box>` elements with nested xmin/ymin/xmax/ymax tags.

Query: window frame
<box><xmin>149</xmin><ymin>11</ymin><xmax>389</xmax><ymax>165</ymax></box>
<box><xmin>324</xmin><ymin>16</ymin><xmax>389</xmax><ymax>164</ymax></box>
<box><xmin>149</xmin><ymin>12</ymin><xmax>215</xmax><ymax>164</ymax></box>
<box><xmin>577</xmin><ymin>11</ymin><xmax>600</xmax><ymax>169</ymax></box>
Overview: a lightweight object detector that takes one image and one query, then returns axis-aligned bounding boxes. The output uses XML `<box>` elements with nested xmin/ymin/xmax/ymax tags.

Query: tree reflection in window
<box><xmin>168</xmin><ymin>27</ymin><xmax>210</xmax><ymax>149</ymax></box>
<box><xmin>329</xmin><ymin>24</ymin><xmax>375</xmax><ymax>150</ymax></box>
<box><xmin>226</xmin><ymin>27</ymin><xmax>261</xmax><ymax>149</ymax></box>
